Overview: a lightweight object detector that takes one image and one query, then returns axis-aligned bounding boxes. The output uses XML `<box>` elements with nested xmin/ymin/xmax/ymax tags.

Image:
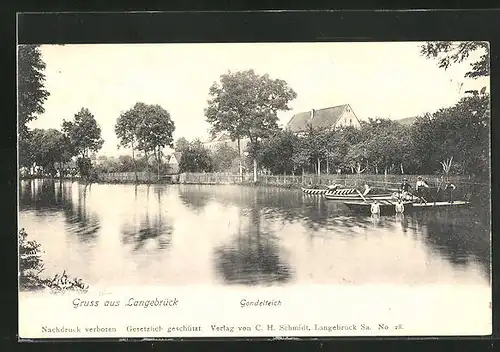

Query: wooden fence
<box><xmin>98</xmin><ymin>171</ymin><xmax>153</xmax><ymax>182</ymax></box>
<box><xmin>97</xmin><ymin>171</ymin><xmax>488</xmax><ymax>196</ymax></box>
<box><xmin>178</xmin><ymin>172</ymin><xmax>488</xmax><ymax>187</ymax></box>
<box><xmin>98</xmin><ymin>171</ymin><xmax>179</xmax><ymax>183</ymax></box>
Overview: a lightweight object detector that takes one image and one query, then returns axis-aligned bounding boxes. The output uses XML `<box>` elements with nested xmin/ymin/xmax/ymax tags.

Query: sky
<box><xmin>27</xmin><ymin>42</ymin><xmax>490</xmax><ymax>157</ymax></box>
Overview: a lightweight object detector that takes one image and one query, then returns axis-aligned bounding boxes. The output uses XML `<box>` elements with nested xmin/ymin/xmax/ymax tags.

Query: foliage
<box><xmin>211</xmin><ymin>142</ymin><xmax>239</xmax><ymax>172</ymax></box>
<box><xmin>245</xmin><ymin>93</ymin><xmax>489</xmax><ymax>178</ymax></box>
<box><xmin>130</xmin><ymin>103</ymin><xmax>176</xmax><ymax>180</ymax></box>
<box><xmin>179</xmin><ymin>141</ymin><xmax>214</xmax><ymax>173</ymax></box>
<box><xmin>411</xmin><ymin>94</ymin><xmax>490</xmax><ymax>176</ymax></box>
<box><xmin>26</xmin><ymin>129</ymin><xmax>73</xmax><ymax>175</ymax></box>
<box><xmin>62</xmin><ymin>108</ymin><xmax>104</xmax><ymax>159</ymax></box>
<box><xmin>76</xmin><ymin>157</ymin><xmax>93</xmax><ymax>180</ymax></box>
<box><xmin>258</xmin><ymin>129</ymin><xmax>300</xmax><ymax>174</ymax></box>
<box><xmin>18</xmin><ymin>45</ymin><xmax>50</xmax><ymax>137</ymax></box>
<box><xmin>206</xmin><ymin>69</ymin><xmax>297</xmax><ymax>144</ymax></box>
<box><xmin>18</xmin><ymin>228</ymin><xmax>88</xmax><ymax>293</ymax></box>
<box><xmin>174</xmin><ymin>137</ymin><xmax>190</xmax><ymax>153</ymax></box>
<box><xmin>115</xmin><ymin>109</ymin><xmax>140</xmax><ymax>150</ymax></box>
<box><xmin>420</xmin><ymin>41</ymin><xmax>490</xmax><ymax>78</ymax></box>
<box><xmin>205</xmin><ymin>69</ymin><xmax>297</xmax><ymax>179</ymax></box>
<box><xmin>94</xmin><ymin>155</ymin><xmax>153</xmax><ymax>174</ymax></box>
<box><xmin>134</xmin><ymin>103</ymin><xmax>175</xmax><ymax>153</ymax></box>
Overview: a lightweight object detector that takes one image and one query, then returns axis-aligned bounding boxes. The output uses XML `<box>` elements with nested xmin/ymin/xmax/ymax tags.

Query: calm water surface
<box><xmin>18</xmin><ymin>179</ymin><xmax>491</xmax><ymax>288</ymax></box>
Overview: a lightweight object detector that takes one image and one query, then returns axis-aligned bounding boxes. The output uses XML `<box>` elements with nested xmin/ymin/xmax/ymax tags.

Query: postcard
<box><xmin>18</xmin><ymin>38</ymin><xmax>491</xmax><ymax>338</ymax></box>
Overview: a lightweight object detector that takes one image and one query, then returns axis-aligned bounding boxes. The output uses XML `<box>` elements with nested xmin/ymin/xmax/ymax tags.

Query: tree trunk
<box><xmin>145</xmin><ymin>151</ymin><xmax>151</xmax><ymax>182</ymax></box>
<box><xmin>326</xmin><ymin>158</ymin><xmax>329</xmax><ymax>174</ymax></box>
<box><xmin>302</xmin><ymin>167</ymin><xmax>305</xmax><ymax>184</ymax></box>
<box><xmin>237</xmin><ymin>137</ymin><xmax>243</xmax><ymax>182</ymax></box>
<box><xmin>59</xmin><ymin>158</ymin><xmax>63</xmax><ymax>183</ymax></box>
<box><xmin>132</xmin><ymin>146</ymin><xmax>138</xmax><ymax>183</ymax></box>
<box><xmin>253</xmin><ymin>158</ymin><xmax>257</xmax><ymax>183</ymax></box>
<box><xmin>156</xmin><ymin>147</ymin><xmax>161</xmax><ymax>182</ymax></box>
<box><xmin>317</xmin><ymin>158</ymin><xmax>321</xmax><ymax>176</ymax></box>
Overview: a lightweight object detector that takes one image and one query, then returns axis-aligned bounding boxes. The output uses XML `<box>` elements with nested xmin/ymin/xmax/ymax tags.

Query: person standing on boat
<box><xmin>444</xmin><ymin>182</ymin><xmax>456</xmax><ymax>203</ymax></box>
<box><xmin>415</xmin><ymin>176</ymin><xmax>429</xmax><ymax>203</ymax></box>
<box><xmin>395</xmin><ymin>199</ymin><xmax>405</xmax><ymax>213</ymax></box>
<box><xmin>399</xmin><ymin>178</ymin><xmax>412</xmax><ymax>200</ymax></box>
<box><xmin>371</xmin><ymin>200</ymin><xmax>380</xmax><ymax>214</ymax></box>
<box><xmin>363</xmin><ymin>183</ymin><xmax>371</xmax><ymax>196</ymax></box>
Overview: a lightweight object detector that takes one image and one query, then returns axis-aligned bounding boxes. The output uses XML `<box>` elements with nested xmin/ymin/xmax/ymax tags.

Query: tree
<box><xmin>134</xmin><ymin>103</ymin><xmax>175</xmax><ymax>181</ymax></box>
<box><xmin>205</xmin><ymin>69</ymin><xmax>297</xmax><ymax>181</ymax></box>
<box><xmin>115</xmin><ymin>107</ymin><xmax>142</xmax><ymax>181</ymax></box>
<box><xmin>29</xmin><ymin>128</ymin><xmax>72</xmax><ymax>176</ymax></box>
<box><xmin>18</xmin><ymin>45</ymin><xmax>50</xmax><ymax>137</ymax></box>
<box><xmin>211</xmin><ymin>143</ymin><xmax>239</xmax><ymax>172</ymax></box>
<box><xmin>258</xmin><ymin>129</ymin><xmax>299</xmax><ymax>175</ymax></box>
<box><xmin>179</xmin><ymin>142</ymin><xmax>214</xmax><ymax>173</ymax></box>
<box><xmin>420</xmin><ymin>41</ymin><xmax>490</xmax><ymax>79</ymax></box>
<box><xmin>301</xmin><ymin>126</ymin><xmax>329</xmax><ymax>175</ymax></box>
<box><xmin>174</xmin><ymin>137</ymin><xmax>190</xmax><ymax>153</ymax></box>
<box><xmin>62</xmin><ymin>108</ymin><xmax>104</xmax><ymax>180</ymax></box>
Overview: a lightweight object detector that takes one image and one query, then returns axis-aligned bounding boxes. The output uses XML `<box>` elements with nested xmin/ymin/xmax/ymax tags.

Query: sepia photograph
<box><xmin>17</xmin><ymin>40</ymin><xmax>491</xmax><ymax>338</ymax></box>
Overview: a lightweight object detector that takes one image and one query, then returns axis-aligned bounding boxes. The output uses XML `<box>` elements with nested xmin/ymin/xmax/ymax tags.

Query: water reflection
<box><xmin>19</xmin><ymin>179</ymin><xmax>65</xmax><ymax>212</ymax></box>
<box><xmin>19</xmin><ymin>180</ymin><xmax>101</xmax><ymax>243</ymax></box>
<box><xmin>214</xmin><ymin>196</ymin><xmax>293</xmax><ymax>285</ymax></box>
<box><xmin>18</xmin><ymin>182</ymin><xmax>491</xmax><ymax>287</ymax></box>
<box><xmin>121</xmin><ymin>186</ymin><xmax>173</xmax><ymax>252</ymax></box>
<box><xmin>416</xmin><ymin>209</ymin><xmax>490</xmax><ymax>280</ymax></box>
<box><xmin>178</xmin><ymin>185</ymin><xmax>214</xmax><ymax>213</ymax></box>
<box><xmin>63</xmin><ymin>185</ymin><xmax>101</xmax><ymax>242</ymax></box>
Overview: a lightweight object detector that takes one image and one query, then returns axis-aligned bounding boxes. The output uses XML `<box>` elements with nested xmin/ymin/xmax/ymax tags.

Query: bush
<box><xmin>18</xmin><ymin>228</ymin><xmax>89</xmax><ymax>293</ymax></box>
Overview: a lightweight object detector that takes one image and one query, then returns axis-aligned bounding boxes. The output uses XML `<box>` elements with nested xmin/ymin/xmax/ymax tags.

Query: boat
<box><xmin>412</xmin><ymin>200</ymin><xmax>471</xmax><ymax>208</ymax></box>
<box><xmin>301</xmin><ymin>184</ymin><xmax>347</xmax><ymax>195</ymax></box>
<box><xmin>344</xmin><ymin>199</ymin><xmax>471</xmax><ymax>215</ymax></box>
<box><xmin>324</xmin><ymin>188</ymin><xmax>395</xmax><ymax>201</ymax></box>
<box><xmin>343</xmin><ymin>200</ymin><xmax>413</xmax><ymax>215</ymax></box>
<box><xmin>301</xmin><ymin>187</ymin><xmax>331</xmax><ymax>195</ymax></box>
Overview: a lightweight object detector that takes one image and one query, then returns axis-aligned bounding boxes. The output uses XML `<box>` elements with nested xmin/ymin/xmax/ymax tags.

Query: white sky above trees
<box><xmin>28</xmin><ymin>42</ymin><xmax>489</xmax><ymax>156</ymax></box>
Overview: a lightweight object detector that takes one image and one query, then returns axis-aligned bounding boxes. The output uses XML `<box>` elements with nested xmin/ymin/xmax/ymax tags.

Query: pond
<box><xmin>18</xmin><ymin>179</ymin><xmax>491</xmax><ymax>289</ymax></box>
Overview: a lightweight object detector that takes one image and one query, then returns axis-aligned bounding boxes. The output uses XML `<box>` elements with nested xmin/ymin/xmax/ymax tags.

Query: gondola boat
<box><xmin>343</xmin><ymin>199</ymin><xmax>471</xmax><ymax>215</ymax></box>
<box><xmin>343</xmin><ymin>200</ymin><xmax>413</xmax><ymax>215</ymax></box>
<box><xmin>324</xmin><ymin>188</ymin><xmax>395</xmax><ymax>201</ymax></box>
<box><xmin>301</xmin><ymin>187</ymin><xmax>331</xmax><ymax>195</ymax></box>
<box><xmin>412</xmin><ymin>200</ymin><xmax>471</xmax><ymax>208</ymax></box>
<box><xmin>301</xmin><ymin>184</ymin><xmax>347</xmax><ymax>195</ymax></box>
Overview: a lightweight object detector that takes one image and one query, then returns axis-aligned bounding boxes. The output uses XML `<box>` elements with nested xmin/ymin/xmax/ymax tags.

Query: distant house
<box><xmin>203</xmin><ymin>131</ymin><xmax>249</xmax><ymax>152</ymax></box>
<box><xmin>286</xmin><ymin>104</ymin><xmax>362</xmax><ymax>134</ymax></box>
<box><xmin>167</xmin><ymin>152</ymin><xmax>182</xmax><ymax>174</ymax></box>
<box><xmin>396</xmin><ymin>116</ymin><xmax>418</xmax><ymax>126</ymax></box>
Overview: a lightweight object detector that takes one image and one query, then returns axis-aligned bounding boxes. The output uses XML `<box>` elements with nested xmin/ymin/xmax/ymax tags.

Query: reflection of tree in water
<box><xmin>19</xmin><ymin>179</ymin><xmax>101</xmax><ymax>243</ymax></box>
<box><xmin>121</xmin><ymin>186</ymin><xmax>173</xmax><ymax>252</ymax></box>
<box><xmin>177</xmin><ymin>185</ymin><xmax>214</xmax><ymax>213</ymax></box>
<box><xmin>416</xmin><ymin>208</ymin><xmax>490</xmax><ymax>279</ymax></box>
<box><xmin>62</xmin><ymin>184</ymin><xmax>101</xmax><ymax>243</ymax></box>
<box><xmin>214</xmin><ymin>198</ymin><xmax>293</xmax><ymax>286</ymax></box>
<box><xmin>262</xmin><ymin>195</ymin><xmax>394</xmax><ymax>235</ymax></box>
<box><xmin>19</xmin><ymin>179</ymin><xmax>65</xmax><ymax>212</ymax></box>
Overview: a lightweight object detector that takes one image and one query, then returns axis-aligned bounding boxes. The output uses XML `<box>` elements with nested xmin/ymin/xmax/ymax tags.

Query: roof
<box><xmin>286</xmin><ymin>104</ymin><xmax>350</xmax><ymax>132</ymax></box>
<box><xmin>170</xmin><ymin>152</ymin><xmax>182</xmax><ymax>162</ymax></box>
<box><xmin>396</xmin><ymin>116</ymin><xmax>418</xmax><ymax>126</ymax></box>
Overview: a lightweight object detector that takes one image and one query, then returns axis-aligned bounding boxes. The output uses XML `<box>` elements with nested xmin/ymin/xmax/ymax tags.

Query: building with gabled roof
<box><xmin>286</xmin><ymin>104</ymin><xmax>361</xmax><ymax>133</ymax></box>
